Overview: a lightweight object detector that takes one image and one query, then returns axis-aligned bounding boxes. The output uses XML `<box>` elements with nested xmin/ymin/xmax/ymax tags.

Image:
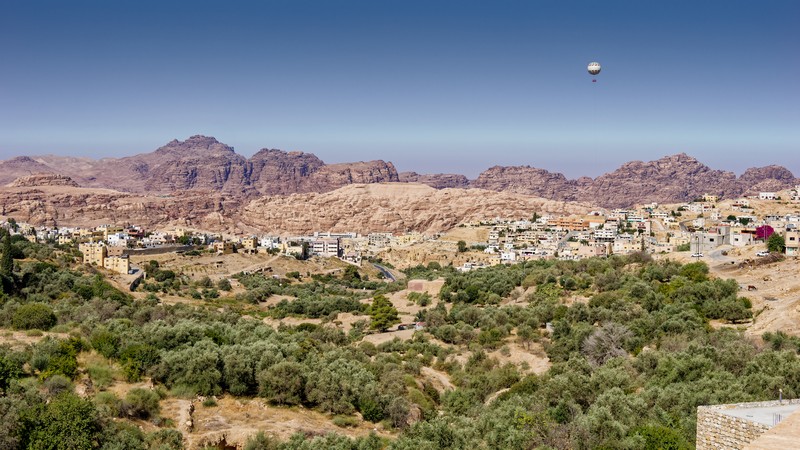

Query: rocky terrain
<box><xmin>471</xmin><ymin>153</ymin><xmax>797</xmax><ymax>207</ymax></box>
<box><xmin>2</xmin><ymin>136</ymin><xmax>399</xmax><ymax>196</ymax></box>
<box><xmin>0</xmin><ymin>182</ymin><xmax>592</xmax><ymax>234</ymax></box>
<box><xmin>240</xmin><ymin>183</ymin><xmax>594</xmax><ymax>234</ymax></box>
<box><xmin>8</xmin><ymin>173</ymin><xmax>79</xmax><ymax>188</ymax></box>
<box><xmin>398</xmin><ymin>171</ymin><xmax>470</xmax><ymax>189</ymax></box>
<box><xmin>1</xmin><ymin>136</ymin><xmax>797</xmax><ymax>208</ymax></box>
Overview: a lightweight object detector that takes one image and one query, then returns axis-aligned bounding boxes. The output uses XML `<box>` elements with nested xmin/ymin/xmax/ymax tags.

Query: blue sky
<box><xmin>1</xmin><ymin>0</ymin><xmax>797</xmax><ymax>178</ymax></box>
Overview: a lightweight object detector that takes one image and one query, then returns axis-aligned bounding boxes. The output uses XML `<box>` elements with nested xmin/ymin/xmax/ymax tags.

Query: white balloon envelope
<box><xmin>587</xmin><ymin>62</ymin><xmax>601</xmax><ymax>75</ymax></box>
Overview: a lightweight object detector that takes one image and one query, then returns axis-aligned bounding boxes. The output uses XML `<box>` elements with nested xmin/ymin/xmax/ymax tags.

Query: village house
<box><xmin>759</xmin><ymin>192</ymin><xmax>777</xmax><ymax>200</ymax></box>
<box><xmin>239</xmin><ymin>236</ymin><xmax>259</xmax><ymax>254</ymax></box>
<box><xmin>785</xmin><ymin>229</ymin><xmax>799</xmax><ymax>256</ymax></box>
<box><xmin>367</xmin><ymin>232</ymin><xmax>393</xmax><ymax>248</ymax></box>
<box><xmin>211</xmin><ymin>241</ymin><xmax>235</xmax><ymax>254</ymax></box>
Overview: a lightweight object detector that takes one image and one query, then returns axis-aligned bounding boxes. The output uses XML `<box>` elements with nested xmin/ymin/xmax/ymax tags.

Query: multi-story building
<box><xmin>311</xmin><ymin>238</ymin><xmax>340</xmax><ymax>258</ymax></box>
<box><xmin>103</xmin><ymin>255</ymin><xmax>130</xmax><ymax>274</ymax></box>
<box><xmin>240</xmin><ymin>237</ymin><xmax>258</xmax><ymax>253</ymax></box>
<box><xmin>79</xmin><ymin>242</ymin><xmax>106</xmax><ymax>266</ymax></box>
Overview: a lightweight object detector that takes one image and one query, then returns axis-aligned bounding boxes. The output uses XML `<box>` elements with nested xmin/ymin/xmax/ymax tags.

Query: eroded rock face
<box><xmin>18</xmin><ymin>136</ymin><xmax>399</xmax><ymax>196</ymax></box>
<box><xmin>3</xmin><ymin>138</ymin><xmax>797</xmax><ymax>208</ymax></box>
<box><xmin>0</xmin><ymin>186</ymin><xmax>243</xmax><ymax>231</ymax></box>
<box><xmin>470</xmin><ymin>154</ymin><xmax>797</xmax><ymax>207</ymax></box>
<box><xmin>471</xmin><ymin>166</ymin><xmax>578</xmax><ymax>201</ymax></box>
<box><xmin>399</xmin><ymin>172</ymin><xmax>470</xmax><ymax>189</ymax></box>
<box><xmin>249</xmin><ymin>149</ymin><xmax>325</xmax><ymax>195</ymax></box>
<box><xmin>0</xmin><ymin>183</ymin><xmax>592</xmax><ymax>234</ymax></box>
<box><xmin>10</xmin><ymin>173</ymin><xmax>79</xmax><ymax>187</ymax></box>
<box><xmin>241</xmin><ymin>183</ymin><xmax>593</xmax><ymax>234</ymax></box>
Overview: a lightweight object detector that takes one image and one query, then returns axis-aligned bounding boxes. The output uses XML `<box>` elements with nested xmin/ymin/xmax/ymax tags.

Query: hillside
<box><xmin>0</xmin><ymin>182</ymin><xmax>593</xmax><ymax>234</ymax></box>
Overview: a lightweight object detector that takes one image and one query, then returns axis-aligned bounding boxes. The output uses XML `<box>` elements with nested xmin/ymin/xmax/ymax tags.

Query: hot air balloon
<box><xmin>588</xmin><ymin>62</ymin><xmax>601</xmax><ymax>82</ymax></box>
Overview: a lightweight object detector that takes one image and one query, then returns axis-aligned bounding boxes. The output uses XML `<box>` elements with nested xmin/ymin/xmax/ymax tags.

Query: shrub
<box><xmin>12</xmin><ymin>303</ymin><xmax>57</xmax><ymax>330</ymax></box>
<box><xmin>332</xmin><ymin>415</ymin><xmax>360</xmax><ymax>428</ymax></box>
<box><xmin>121</xmin><ymin>388</ymin><xmax>161</xmax><ymax>419</ymax></box>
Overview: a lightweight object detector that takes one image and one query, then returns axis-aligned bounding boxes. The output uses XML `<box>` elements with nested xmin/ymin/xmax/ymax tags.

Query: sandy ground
<box><xmin>0</xmin><ymin>329</ymin><xmax>70</xmax><ymax>349</ymax></box>
<box><xmin>710</xmin><ymin>255</ymin><xmax>800</xmax><ymax>337</ymax></box>
<box><xmin>438</xmin><ymin>227</ymin><xmax>490</xmax><ymax>243</ymax></box>
<box><xmin>163</xmin><ymin>396</ymin><xmax>390</xmax><ymax>449</ymax></box>
<box><xmin>129</xmin><ymin>252</ymin><xmax>355</xmax><ymax>283</ymax></box>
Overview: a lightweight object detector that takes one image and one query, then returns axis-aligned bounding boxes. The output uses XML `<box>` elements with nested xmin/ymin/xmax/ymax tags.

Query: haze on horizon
<box><xmin>1</xmin><ymin>0</ymin><xmax>798</xmax><ymax>179</ymax></box>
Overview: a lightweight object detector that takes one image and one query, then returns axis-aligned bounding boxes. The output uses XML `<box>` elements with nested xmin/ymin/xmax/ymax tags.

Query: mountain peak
<box><xmin>154</xmin><ymin>135</ymin><xmax>235</xmax><ymax>157</ymax></box>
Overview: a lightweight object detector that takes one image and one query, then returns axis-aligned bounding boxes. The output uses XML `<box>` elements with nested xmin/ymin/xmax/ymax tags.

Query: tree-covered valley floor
<box><xmin>2</xmin><ymin>233</ymin><xmax>800</xmax><ymax>450</ymax></box>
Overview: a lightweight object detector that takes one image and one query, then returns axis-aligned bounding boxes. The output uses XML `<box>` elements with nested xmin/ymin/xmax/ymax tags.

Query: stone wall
<box><xmin>696</xmin><ymin>399</ymin><xmax>800</xmax><ymax>450</ymax></box>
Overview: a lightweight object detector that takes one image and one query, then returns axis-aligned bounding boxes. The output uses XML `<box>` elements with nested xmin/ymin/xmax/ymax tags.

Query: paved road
<box><xmin>372</xmin><ymin>263</ymin><xmax>397</xmax><ymax>282</ymax></box>
<box><xmin>708</xmin><ymin>246</ymin><xmax>736</xmax><ymax>265</ymax></box>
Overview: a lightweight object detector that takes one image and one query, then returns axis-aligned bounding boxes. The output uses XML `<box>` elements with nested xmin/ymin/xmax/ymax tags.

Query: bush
<box><xmin>121</xmin><ymin>388</ymin><xmax>161</xmax><ymax>419</ymax></box>
<box><xmin>332</xmin><ymin>415</ymin><xmax>360</xmax><ymax>428</ymax></box>
<box><xmin>12</xmin><ymin>303</ymin><xmax>57</xmax><ymax>330</ymax></box>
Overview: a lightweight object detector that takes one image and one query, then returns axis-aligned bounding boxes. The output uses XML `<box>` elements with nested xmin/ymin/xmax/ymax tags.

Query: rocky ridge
<box><xmin>2</xmin><ymin>137</ymin><xmax>796</xmax><ymax>208</ymax></box>
<box><xmin>0</xmin><ymin>183</ymin><xmax>591</xmax><ymax>234</ymax></box>
<box><xmin>399</xmin><ymin>172</ymin><xmax>470</xmax><ymax>189</ymax></box>
<box><xmin>471</xmin><ymin>153</ymin><xmax>797</xmax><ymax>207</ymax></box>
<box><xmin>9</xmin><ymin>173</ymin><xmax>79</xmax><ymax>188</ymax></box>
<box><xmin>17</xmin><ymin>135</ymin><xmax>399</xmax><ymax>196</ymax></box>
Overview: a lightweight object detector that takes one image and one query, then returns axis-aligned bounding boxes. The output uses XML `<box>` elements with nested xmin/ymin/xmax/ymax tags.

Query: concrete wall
<box><xmin>697</xmin><ymin>399</ymin><xmax>800</xmax><ymax>450</ymax></box>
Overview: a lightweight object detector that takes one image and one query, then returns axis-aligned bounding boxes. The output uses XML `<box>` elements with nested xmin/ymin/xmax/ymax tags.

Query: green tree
<box><xmin>257</xmin><ymin>361</ymin><xmax>306</xmax><ymax>405</ymax></box>
<box><xmin>368</xmin><ymin>295</ymin><xmax>400</xmax><ymax>331</ymax></box>
<box><xmin>1</xmin><ymin>230</ymin><xmax>13</xmax><ymax>276</ymax></box>
<box><xmin>28</xmin><ymin>392</ymin><xmax>101</xmax><ymax>450</ymax></box>
<box><xmin>767</xmin><ymin>233</ymin><xmax>786</xmax><ymax>253</ymax></box>
<box><xmin>457</xmin><ymin>240</ymin><xmax>468</xmax><ymax>253</ymax></box>
<box><xmin>0</xmin><ymin>354</ymin><xmax>23</xmax><ymax>392</ymax></box>
<box><xmin>216</xmin><ymin>278</ymin><xmax>232</xmax><ymax>291</ymax></box>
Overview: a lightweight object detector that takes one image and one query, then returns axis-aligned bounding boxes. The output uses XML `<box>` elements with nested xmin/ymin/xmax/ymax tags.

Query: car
<box><xmin>756</xmin><ymin>251</ymin><xmax>770</xmax><ymax>257</ymax></box>
<box><xmin>691</xmin><ymin>253</ymin><xmax>704</xmax><ymax>258</ymax></box>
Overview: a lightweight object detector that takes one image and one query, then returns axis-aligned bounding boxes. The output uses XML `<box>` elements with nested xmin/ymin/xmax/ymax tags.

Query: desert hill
<box><xmin>1</xmin><ymin>136</ymin><xmax>797</xmax><ymax>207</ymax></box>
<box><xmin>0</xmin><ymin>182</ymin><xmax>592</xmax><ymax>234</ymax></box>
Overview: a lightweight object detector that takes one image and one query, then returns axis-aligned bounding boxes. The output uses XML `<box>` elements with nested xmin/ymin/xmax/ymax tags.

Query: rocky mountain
<box><xmin>399</xmin><ymin>172</ymin><xmax>470</xmax><ymax>189</ymax></box>
<box><xmin>0</xmin><ymin>157</ymin><xmax>57</xmax><ymax>186</ymax></box>
<box><xmin>471</xmin><ymin>166</ymin><xmax>581</xmax><ymax>201</ymax></box>
<box><xmin>2</xmin><ymin>137</ymin><xmax>796</xmax><ymax>208</ymax></box>
<box><xmin>15</xmin><ymin>136</ymin><xmax>398</xmax><ymax>196</ymax></box>
<box><xmin>471</xmin><ymin>154</ymin><xmax>797</xmax><ymax>207</ymax></box>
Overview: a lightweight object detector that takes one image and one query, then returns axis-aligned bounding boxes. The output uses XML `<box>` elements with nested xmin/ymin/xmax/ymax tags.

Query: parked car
<box><xmin>691</xmin><ymin>253</ymin><xmax>704</xmax><ymax>258</ymax></box>
<box><xmin>756</xmin><ymin>251</ymin><xmax>770</xmax><ymax>257</ymax></box>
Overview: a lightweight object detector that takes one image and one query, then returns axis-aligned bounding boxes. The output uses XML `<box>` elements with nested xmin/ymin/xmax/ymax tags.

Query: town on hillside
<box><xmin>3</xmin><ymin>186</ymin><xmax>799</xmax><ymax>279</ymax></box>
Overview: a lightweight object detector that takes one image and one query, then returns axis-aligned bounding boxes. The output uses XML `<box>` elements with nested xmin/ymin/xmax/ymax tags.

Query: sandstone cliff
<box><xmin>0</xmin><ymin>183</ymin><xmax>593</xmax><ymax>234</ymax></box>
<box><xmin>471</xmin><ymin>154</ymin><xmax>797</xmax><ymax>208</ymax></box>
<box><xmin>20</xmin><ymin>136</ymin><xmax>398</xmax><ymax>196</ymax></box>
<box><xmin>3</xmin><ymin>137</ymin><xmax>797</xmax><ymax>208</ymax></box>
<box><xmin>240</xmin><ymin>183</ymin><xmax>593</xmax><ymax>234</ymax></box>
<box><xmin>10</xmin><ymin>173</ymin><xmax>79</xmax><ymax>187</ymax></box>
<box><xmin>399</xmin><ymin>172</ymin><xmax>470</xmax><ymax>189</ymax></box>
